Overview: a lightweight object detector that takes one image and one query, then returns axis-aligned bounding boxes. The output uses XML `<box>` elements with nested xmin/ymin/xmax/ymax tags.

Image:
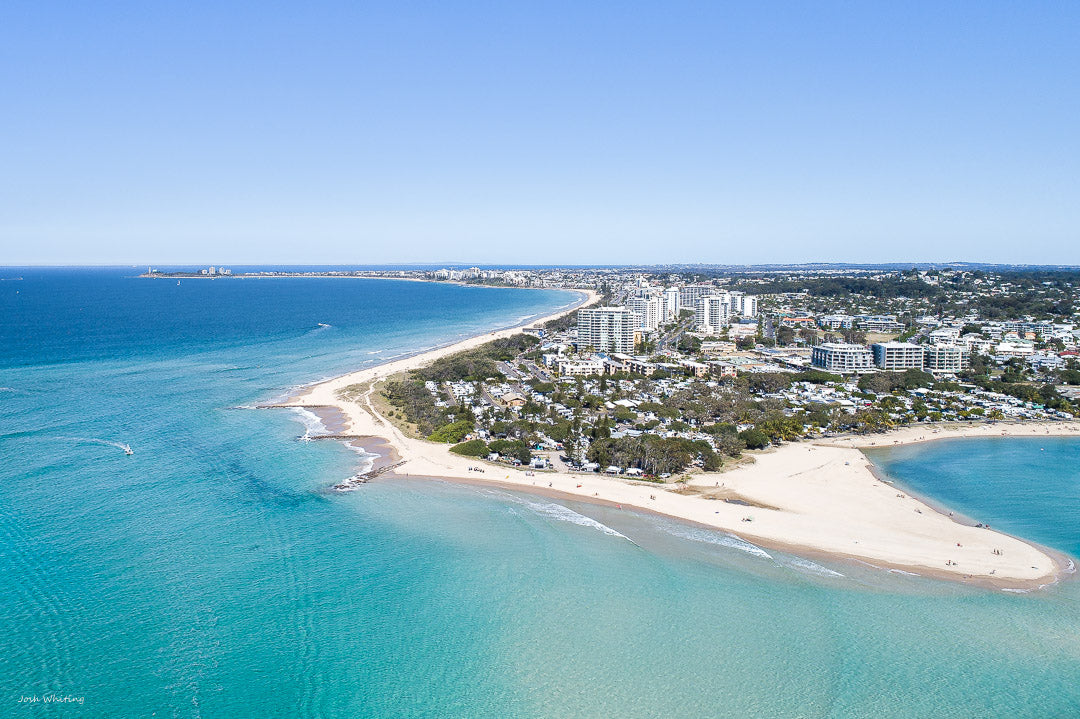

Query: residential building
<box><xmin>628</xmin><ymin>295</ymin><xmax>663</xmax><ymax>331</ymax></box>
<box><xmin>695</xmin><ymin>295</ymin><xmax>732</xmax><ymax>334</ymax></box>
<box><xmin>819</xmin><ymin>314</ymin><xmax>854</xmax><ymax>330</ymax></box>
<box><xmin>811</xmin><ymin>343</ymin><xmax>874</xmax><ymax>373</ymax></box>
<box><xmin>855</xmin><ymin>315</ymin><xmax>905</xmax><ymax>333</ymax></box>
<box><xmin>924</xmin><ymin>344</ymin><xmax>968</xmax><ymax>374</ymax></box>
<box><xmin>871</xmin><ymin>342</ymin><xmax>925</xmax><ymax>371</ymax></box>
<box><xmin>928</xmin><ymin>327</ymin><xmax>962</xmax><ymax>344</ymax></box>
<box><xmin>556</xmin><ymin>358</ymin><xmax>605</xmax><ymax>377</ymax></box>
<box><xmin>737</xmin><ymin>294</ymin><xmax>759</xmax><ymax>318</ymax></box>
<box><xmin>679</xmin><ymin>284</ymin><xmax>714</xmax><ymax>312</ymax></box>
<box><xmin>662</xmin><ymin>287</ymin><xmax>680</xmax><ymax>322</ymax></box>
<box><xmin>576</xmin><ymin>307</ymin><xmax>636</xmax><ymax>353</ymax></box>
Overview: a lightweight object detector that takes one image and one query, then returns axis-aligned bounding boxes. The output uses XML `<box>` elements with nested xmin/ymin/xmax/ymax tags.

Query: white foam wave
<box><xmin>654</xmin><ymin>521</ymin><xmax>772</xmax><ymax>559</ymax></box>
<box><xmin>522</xmin><ymin>499</ymin><xmax>631</xmax><ymax>539</ymax></box>
<box><xmin>343</xmin><ymin>443</ymin><xmax>378</xmax><ymax>475</ymax></box>
<box><xmin>482</xmin><ymin>491</ymin><xmax>631</xmax><ymax>541</ymax></box>
<box><xmin>888</xmin><ymin>568</ymin><xmax>921</xmax><ymax>577</ymax></box>
<box><xmin>778</xmin><ymin>556</ymin><xmax>845</xmax><ymax>578</ymax></box>
<box><xmin>290</xmin><ymin>408</ymin><xmax>326</xmax><ymax>440</ymax></box>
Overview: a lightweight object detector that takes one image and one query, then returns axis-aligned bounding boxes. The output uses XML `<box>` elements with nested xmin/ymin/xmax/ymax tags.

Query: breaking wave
<box><xmin>290</xmin><ymin>408</ymin><xmax>326</xmax><ymax>440</ymax></box>
<box><xmin>655</xmin><ymin>522</ymin><xmax>773</xmax><ymax>559</ymax></box>
<box><xmin>777</xmin><ymin>556</ymin><xmax>845</xmax><ymax>579</ymax></box>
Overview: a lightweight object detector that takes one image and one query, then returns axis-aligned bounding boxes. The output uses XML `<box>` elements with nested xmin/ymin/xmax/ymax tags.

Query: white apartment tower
<box><xmin>872</xmin><ymin>342</ymin><xmax>926</xmax><ymax>371</ymax></box>
<box><xmin>662</xmin><ymin>287</ymin><xmax>680</xmax><ymax>322</ymax></box>
<box><xmin>811</xmin><ymin>343</ymin><xmax>874</xmax><ymax>373</ymax></box>
<box><xmin>628</xmin><ymin>295</ymin><xmax>663</xmax><ymax>331</ymax></box>
<box><xmin>576</xmin><ymin>307</ymin><xmax>636</xmax><ymax>353</ymax></box>
<box><xmin>695</xmin><ymin>295</ymin><xmax>733</xmax><ymax>334</ymax></box>
<box><xmin>738</xmin><ymin>295</ymin><xmax>758</xmax><ymax>317</ymax></box>
<box><xmin>924</xmin><ymin>344</ymin><xmax>968</xmax><ymax>375</ymax></box>
<box><xmin>679</xmin><ymin>285</ymin><xmax>714</xmax><ymax>313</ymax></box>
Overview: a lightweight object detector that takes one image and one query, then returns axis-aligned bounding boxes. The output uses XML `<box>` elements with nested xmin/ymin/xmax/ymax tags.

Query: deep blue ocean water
<box><xmin>2</xmin><ymin>269</ymin><xmax>1079</xmax><ymax>718</ymax></box>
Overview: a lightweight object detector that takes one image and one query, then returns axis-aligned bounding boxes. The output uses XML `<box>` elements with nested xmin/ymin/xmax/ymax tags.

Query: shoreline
<box><xmin>267</xmin><ymin>290</ymin><xmax>1075</xmax><ymax>590</ymax></box>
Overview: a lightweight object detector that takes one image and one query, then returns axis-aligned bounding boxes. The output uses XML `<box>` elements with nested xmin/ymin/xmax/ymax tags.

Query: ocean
<box><xmin>2</xmin><ymin>268</ymin><xmax>1078</xmax><ymax>718</ymax></box>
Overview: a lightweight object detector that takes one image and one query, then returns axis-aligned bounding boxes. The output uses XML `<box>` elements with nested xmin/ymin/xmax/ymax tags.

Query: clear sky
<box><xmin>2</xmin><ymin>2</ymin><xmax>1078</xmax><ymax>266</ymax></box>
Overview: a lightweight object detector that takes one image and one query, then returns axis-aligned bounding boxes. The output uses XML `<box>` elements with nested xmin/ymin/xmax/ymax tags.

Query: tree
<box><xmin>450</xmin><ymin>439</ymin><xmax>490</xmax><ymax>457</ymax></box>
<box><xmin>428</xmin><ymin>419</ymin><xmax>474</xmax><ymax>443</ymax></box>
<box><xmin>739</xmin><ymin>428</ymin><xmax>770</xmax><ymax>449</ymax></box>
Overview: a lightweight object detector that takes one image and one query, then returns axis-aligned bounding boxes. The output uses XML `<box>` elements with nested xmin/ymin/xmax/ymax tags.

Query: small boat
<box><xmin>123</xmin><ymin>445</ymin><xmax>134</xmax><ymax>456</ymax></box>
<box><xmin>177</xmin><ymin>280</ymin><xmax>181</xmax><ymax>285</ymax></box>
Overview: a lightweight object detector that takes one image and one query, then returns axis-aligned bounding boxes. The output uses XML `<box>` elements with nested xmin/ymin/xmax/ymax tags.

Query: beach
<box><xmin>274</xmin><ymin>296</ymin><xmax>1076</xmax><ymax>589</ymax></box>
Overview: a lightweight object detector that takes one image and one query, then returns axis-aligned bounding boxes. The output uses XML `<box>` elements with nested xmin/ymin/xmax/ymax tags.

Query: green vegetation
<box><xmin>856</xmin><ymin>369</ymin><xmax>935</xmax><ymax>394</ymax></box>
<box><xmin>450</xmin><ymin>439</ymin><xmax>490</xmax><ymax>457</ymax></box>
<box><xmin>738</xmin><ymin>428</ymin><xmax>770</xmax><ymax>449</ymax></box>
<box><xmin>416</xmin><ymin>335</ymin><xmax>541</xmax><ymax>383</ymax></box>
<box><xmin>488</xmin><ymin>439</ymin><xmax>532</xmax><ymax>464</ymax></box>
<box><xmin>586</xmin><ymin>436</ymin><xmax>721</xmax><ymax>475</ymax></box>
<box><xmin>428</xmin><ymin>419</ymin><xmax>474</xmax><ymax>443</ymax></box>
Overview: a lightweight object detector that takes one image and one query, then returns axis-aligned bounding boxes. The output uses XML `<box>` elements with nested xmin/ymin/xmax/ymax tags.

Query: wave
<box><xmin>481</xmin><ymin>490</ymin><xmax>633</xmax><ymax>541</ymax></box>
<box><xmin>653</xmin><ymin>520</ymin><xmax>772</xmax><ymax>559</ymax></box>
<box><xmin>290</xmin><ymin>408</ymin><xmax>326</xmax><ymax>441</ymax></box>
<box><xmin>519</xmin><ymin>499</ymin><xmax>631</xmax><ymax>540</ymax></box>
<box><xmin>343</xmin><ymin>443</ymin><xmax>378</xmax><ymax>476</ymax></box>
<box><xmin>888</xmin><ymin>568</ymin><xmax>921</xmax><ymax>577</ymax></box>
<box><xmin>777</xmin><ymin>556</ymin><xmax>845</xmax><ymax>579</ymax></box>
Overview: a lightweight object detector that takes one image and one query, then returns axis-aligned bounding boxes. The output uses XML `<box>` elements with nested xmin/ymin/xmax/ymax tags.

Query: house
<box><xmin>499</xmin><ymin>391</ymin><xmax>527</xmax><ymax>408</ymax></box>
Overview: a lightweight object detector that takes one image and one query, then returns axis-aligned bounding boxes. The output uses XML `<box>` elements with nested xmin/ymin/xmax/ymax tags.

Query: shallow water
<box><xmin>2</xmin><ymin>269</ymin><xmax>1078</xmax><ymax>718</ymax></box>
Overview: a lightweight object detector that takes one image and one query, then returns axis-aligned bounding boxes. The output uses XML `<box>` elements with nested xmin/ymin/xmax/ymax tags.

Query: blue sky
<box><xmin>2</xmin><ymin>2</ymin><xmax>1077</xmax><ymax>265</ymax></box>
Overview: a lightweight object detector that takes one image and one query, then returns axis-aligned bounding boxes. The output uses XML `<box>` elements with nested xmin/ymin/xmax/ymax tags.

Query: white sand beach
<box><xmin>275</xmin><ymin>291</ymin><xmax>1076</xmax><ymax>589</ymax></box>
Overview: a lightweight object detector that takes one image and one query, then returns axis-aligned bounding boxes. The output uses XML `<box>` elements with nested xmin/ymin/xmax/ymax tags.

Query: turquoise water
<box><xmin>2</xmin><ymin>270</ymin><xmax>1079</xmax><ymax>718</ymax></box>
<box><xmin>866</xmin><ymin>437</ymin><xmax>1080</xmax><ymax>557</ymax></box>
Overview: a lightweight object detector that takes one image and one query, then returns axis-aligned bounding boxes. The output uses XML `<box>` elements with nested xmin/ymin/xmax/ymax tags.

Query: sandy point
<box><xmin>268</xmin><ymin>285</ymin><xmax>1075</xmax><ymax>590</ymax></box>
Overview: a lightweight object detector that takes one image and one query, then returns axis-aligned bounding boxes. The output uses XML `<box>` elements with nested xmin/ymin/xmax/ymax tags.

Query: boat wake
<box><xmin>51</xmin><ymin>436</ymin><xmax>134</xmax><ymax>455</ymax></box>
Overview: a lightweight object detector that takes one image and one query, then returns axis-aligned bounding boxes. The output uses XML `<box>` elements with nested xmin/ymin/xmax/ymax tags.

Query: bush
<box><xmin>450</xmin><ymin>439</ymin><xmax>490</xmax><ymax>457</ymax></box>
<box><xmin>857</xmin><ymin>369</ymin><xmax>934</xmax><ymax>394</ymax></box>
<box><xmin>428</xmin><ymin>419</ymin><xmax>474</xmax><ymax>444</ymax></box>
<box><xmin>488</xmin><ymin>439</ymin><xmax>532</xmax><ymax>464</ymax></box>
<box><xmin>585</xmin><ymin>435</ymin><xmax>720</xmax><ymax>474</ymax></box>
<box><xmin>739</xmin><ymin>428</ymin><xmax>770</xmax><ymax>449</ymax></box>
